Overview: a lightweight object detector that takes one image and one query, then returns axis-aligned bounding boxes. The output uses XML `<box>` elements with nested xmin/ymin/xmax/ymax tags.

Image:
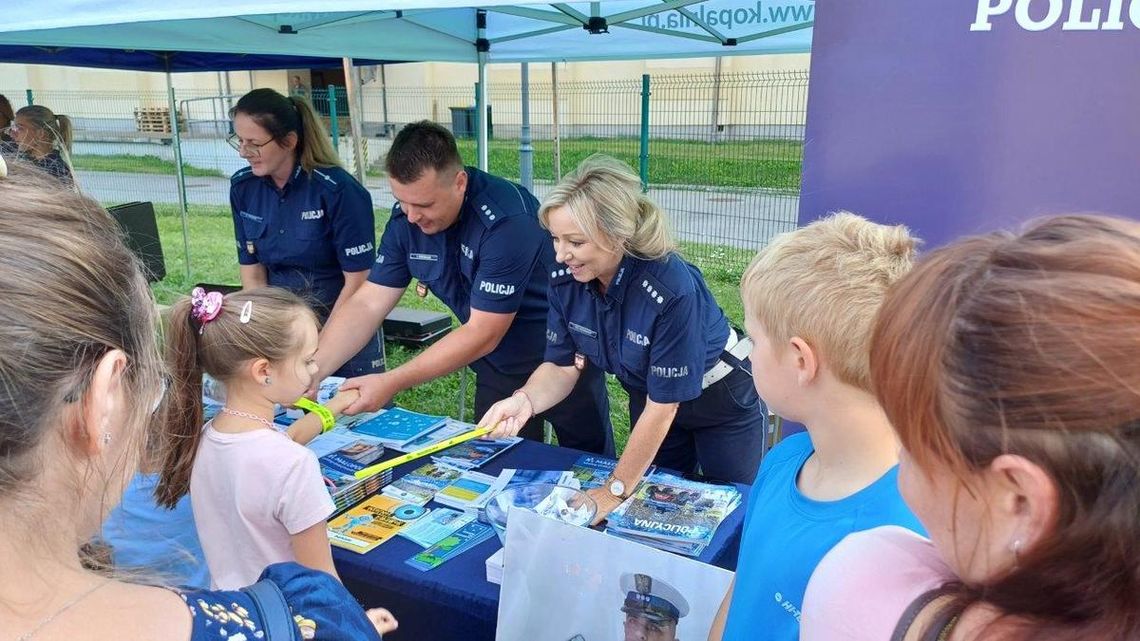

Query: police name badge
<box><xmin>416</xmin><ymin>281</ymin><xmax>428</xmax><ymax>298</ymax></box>
<box><xmin>245</xmin><ymin>241</ymin><xmax>256</xmax><ymax>255</ymax></box>
<box><xmin>573</xmin><ymin>352</ymin><xmax>586</xmax><ymax>371</ymax></box>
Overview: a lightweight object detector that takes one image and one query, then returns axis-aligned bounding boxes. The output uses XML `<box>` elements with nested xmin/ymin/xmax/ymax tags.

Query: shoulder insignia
<box><xmin>310</xmin><ymin>167</ymin><xmax>346</xmax><ymax>193</ymax></box>
<box><xmin>548</xmin><ymin>265</ymin><xmax>577</xmax><ymax>286</ymax></box>
<box><xmin>639</xmin><ymin>272</ymin><xmax>675</xmax><ymax>309</ymax></box>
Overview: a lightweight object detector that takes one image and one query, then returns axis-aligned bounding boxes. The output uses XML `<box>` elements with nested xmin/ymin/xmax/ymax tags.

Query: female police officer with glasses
<box><xmin>228</xmin><ymin>88</ymin><xmax>384</xmax><ymax>377</ymax></box>
<box><xmin>481</xmin><ymin>155</ymin><xmax>766</xmax><ymax>521</ymax></box>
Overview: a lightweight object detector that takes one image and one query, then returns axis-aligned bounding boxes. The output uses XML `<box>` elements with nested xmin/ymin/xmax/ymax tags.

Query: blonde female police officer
<box><xmin>229</xmin><ymin>88</ymin><xmax>384</xmax><ymax>376</ymax></box>
<box><xmin>482</xmin><ymin>155</ymin><xmax>766</xmax><ymax>521</ymax></box>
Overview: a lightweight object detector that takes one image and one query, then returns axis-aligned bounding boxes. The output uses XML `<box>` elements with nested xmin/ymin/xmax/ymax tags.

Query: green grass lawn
<box><xmin>73</xmin><ymin>154</ymin><xmax>227</xmax><ymax>178</ymax></box>
<box><xmin>370</xmin><ymin>137</ymin><xmax>802</xmax><ymax>192</ymax></box>
<box><xmin>153</xmin><ymin>205</ymin><xmax>749</xmax><ymax>454</ymax></box>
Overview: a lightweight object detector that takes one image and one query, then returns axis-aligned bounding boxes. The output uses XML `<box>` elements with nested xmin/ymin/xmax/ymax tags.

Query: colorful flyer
<box><xmin>327</xmin><ymin>494</ymin><xmax>407</xmax><ymax>554</ymax></box>
<box><xmin>398</xmin><ymin>507</ymin><xmax>477</xmax><ymax>548</ymax></box>
<box><xmin>405</xmin><ymin>521</ymin><xmax>495</xmax><ymax>571</ymax></box>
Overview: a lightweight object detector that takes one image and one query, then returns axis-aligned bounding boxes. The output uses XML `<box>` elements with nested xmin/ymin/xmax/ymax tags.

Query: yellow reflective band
<box><xmin>294</xmin><ymin>397</ymin><xmax>336</xmax><ymax>433</ymax></box>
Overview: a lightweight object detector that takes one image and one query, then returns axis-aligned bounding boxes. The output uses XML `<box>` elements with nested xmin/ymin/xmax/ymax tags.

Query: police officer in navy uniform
<box><xmin>620</xmin><ymin>573</ymin><xmax>688</xmax><ymax>641</ymax></box>
<box><xmin>314</xmin><ymin>120</ymin><xmax>613</xmax><ymax>455</ymax></box>
<box><xmin>482</xmin><ymin>155</ymin><xmax>766</xmax><ymax>521</ymax></box>
<box><xmin>229</xmin><ymin>88</ymin><xmax>384</xmax><ymax>377</ymax></box>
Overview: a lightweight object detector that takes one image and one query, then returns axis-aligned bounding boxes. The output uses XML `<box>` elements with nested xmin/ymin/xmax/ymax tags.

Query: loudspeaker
<box><xmin>106</xmin><ymin>201</ymin><xmax>166</xmax><ymax>282</ymax></box>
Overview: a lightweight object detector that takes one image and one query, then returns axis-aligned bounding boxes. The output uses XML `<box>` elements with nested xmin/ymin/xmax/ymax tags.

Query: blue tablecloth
<box><xmin>332</xmin><ymin>440</ymin><xmax>747</xmax><ymax>641</ymax></box>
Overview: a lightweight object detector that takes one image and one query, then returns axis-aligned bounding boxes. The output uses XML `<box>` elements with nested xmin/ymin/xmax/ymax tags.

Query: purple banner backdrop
<box><xmin>799</xmin><ymin>0</ymin><xmax>1140</xmax><ymax>247</ymax></box>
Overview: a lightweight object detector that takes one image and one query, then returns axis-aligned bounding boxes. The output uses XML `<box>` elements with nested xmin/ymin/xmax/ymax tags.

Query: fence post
<box><xmin>519</xmin><ymin>62</ymin><xmax>534</xmax><ymax>192</ymax></box>
<box><xmin>639</xmin><ymin>74</ymin><xmax>651</xmax><ymax>192</ymax></box>
<box><xmin>552</xmin><ymin>63</ymin><xmax>561</xmax><ymax>180</ymax></box>
<box><xmin>328</xmin><ymin>85</ymin><xmax>339</xmax><ymax>153</ymax></box>
<box><xmin>165</xmin><ymin>81</ymin><xmax>192</xmax><ymax>280</ymax></box>
<box><xmin>25</xmin><ymin>89</ymin><xmax>34</xmax><ymax>106</ymax></box>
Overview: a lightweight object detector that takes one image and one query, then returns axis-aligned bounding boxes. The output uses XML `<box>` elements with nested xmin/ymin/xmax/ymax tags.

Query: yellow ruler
<box><xmin>353</xmin><ymin>425</ymin><xmax>495</xmax><ymax>480</ymax></box>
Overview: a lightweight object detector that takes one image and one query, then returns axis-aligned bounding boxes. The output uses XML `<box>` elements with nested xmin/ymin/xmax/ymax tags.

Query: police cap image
<box><xmin>621</xmin><ymin>572</ymin><xmax>689</xmax><ymax>641</ymax></box>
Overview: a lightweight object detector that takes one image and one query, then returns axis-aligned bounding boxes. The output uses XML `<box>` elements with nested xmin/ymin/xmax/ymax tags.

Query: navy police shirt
<box><xmin>368</xmin><ymin>167</ymin><xmax>549</xmax><ymax>376</ymax></box>
<box><xmin>230</xmin><ymin>164</ymin><xmax>376</xmax><ymax>315</ymax></box>
<box><xmin>546</xmin><ymin>254</ymin><xmax>730</xmax><ymax>404</ymax></box>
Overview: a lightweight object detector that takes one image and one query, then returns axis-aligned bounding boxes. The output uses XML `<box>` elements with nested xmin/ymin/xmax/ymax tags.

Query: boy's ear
<box><xmin>788</xmin><ymin>336</ymin><xmax>818</xmax><ymax>386</ymax></box>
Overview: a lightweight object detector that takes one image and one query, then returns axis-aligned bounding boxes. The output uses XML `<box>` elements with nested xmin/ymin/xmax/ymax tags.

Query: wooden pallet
<box><xmin>134</xmin><ymin>107</ymin><xmax>185</xmax><ymax>134</ymax></box>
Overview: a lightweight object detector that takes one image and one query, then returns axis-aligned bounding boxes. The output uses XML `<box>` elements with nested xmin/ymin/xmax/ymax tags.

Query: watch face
<box><xmin>609</xmin><ymin>479</ymin><xmax>626</xmax><ymax>497</ymax></box>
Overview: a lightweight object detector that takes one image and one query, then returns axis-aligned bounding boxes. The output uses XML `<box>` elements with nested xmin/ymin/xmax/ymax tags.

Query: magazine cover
<box><xmin>351</xmin><ymin>407</ymin><xmax>447</xmax><ymax>446</ymax></box>
<box><xmin>432</xmin><ymin>436</ymin><xmax>522</xmax><ymax>470</ymax></box>
<box><xmin>327</xmin><ymin>494</ymin><xmax>411</xmax><ymax>554</ymax></box>
<box><xmin>606</xmin><ymin>473</ymin><xmax>741</xmax><ymax>548</ymax></box>
<box><xmin>497</xmin><ymin>509</ymin><xmax>732</xmax><ymax>641</ymax></box>
<box><xmin>319</xmin><ymin>439</ymin><xmax>386</xmax><ymax>487</ymax></box>
<box><xmin>391</xmin><ymin>419</ymin><xmax>469</xmax><ymax>453</ymax></box>
<box><xmin>433</xmin><ymin>471</ymin><xmax>501</xmax><ymax>510</ymax></box>
<box><xmin>569</xmin><ymin>455</ymin><xmax>656</xmax><ymax>490</ymax></box>
<box><xmin>382</xmin><ymin>462</ymin><xmax>463</xmax><ymax>505</ymax></box>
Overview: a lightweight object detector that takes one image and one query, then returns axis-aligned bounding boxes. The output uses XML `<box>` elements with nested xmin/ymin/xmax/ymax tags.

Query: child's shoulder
<box><xmin>762</xmin><ymin>431</ymin><xmax>815</xmax><ymax>467</ymax></box>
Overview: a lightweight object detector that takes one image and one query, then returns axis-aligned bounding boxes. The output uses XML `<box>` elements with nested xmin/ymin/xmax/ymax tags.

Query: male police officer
<box><xmin>315</xmin><ymin>120</ymin><xmax>613</xmax><ymax>455</ymax></box>
<box><xmin>620</xmin><ymin>573</ymin><xmax>688</xmax><ymax>641</ymax></box>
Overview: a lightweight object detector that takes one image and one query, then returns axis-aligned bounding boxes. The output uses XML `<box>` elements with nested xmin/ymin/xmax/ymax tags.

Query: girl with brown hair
<box><xmin>801</xmin><ymin>214</ymin><xmax>1140</xmax><ymax>641</ymax></box>
<box><xmin>0</xmin><ymin>160</ymin><xmax>395</xmax><ymax>640</ymax></box>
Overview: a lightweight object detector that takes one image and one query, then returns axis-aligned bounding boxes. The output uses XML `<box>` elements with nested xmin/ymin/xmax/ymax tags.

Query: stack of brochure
<box><xmin>433</xmin><ymin>470</ymin><xmax>501</xmax><ymax>510</ymax></box>
<box><xmin>569</xmin><ymin>454</ymin><xmax>655</xmax><ymax>490</ymax></box>
<box><xmin>381</xmin><ymin>462</ymin><xmax>463</xmax><ymax>506</ymax></box>
<box><xmin>327</xmin><ymin>494</ymin><xmax>410</xmax><ymax>554</ymax></box>
<box><xmin>605</xmin><ymin>472</ymin><xmax>741</xmax><ymax>557</ymax></box>
<box><xmin>306</xmin><ymin>428</ymin><xmax>393</xmax><ymax>514</ymax></box>
<box><xmin>431</xmin><ymin>435</ymin><xmax>521</xmax><ymax>470</ymax></box>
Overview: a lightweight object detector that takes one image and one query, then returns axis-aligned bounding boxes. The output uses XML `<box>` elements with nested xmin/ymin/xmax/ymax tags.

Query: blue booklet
<box><xmin>351</xmin><ymin>407</ymin><xmax>447</xmax><ymax>447</ymax></box>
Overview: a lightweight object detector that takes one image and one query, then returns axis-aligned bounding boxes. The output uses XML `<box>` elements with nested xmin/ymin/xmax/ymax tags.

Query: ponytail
<box><xmin>52</xmin><ymin>114</ymin><xmax>73</xmax><ymax>153</ymax></box>
<box><xmin>627</xmin><ymin>194</ymin><xmax>675</xmax><ymax>260</ymax></box>
<box><xmin>291</xmin><ymin>96</ymin><xmax>341</xmax><ymax>172</ymax></box>
<box><xmin>154</xmin><ymin>297</ymin><xmax>205</xmax><ymax>508</ymax></box>
<box><xmin>539</xmin><ymin>154</ymin><xmax>676</xmax><ymax>261</ymax></box>
<box><xmin>231</xmin><ymin>89</ymin><xmax>341</xmax><ymax>176</ymax></box>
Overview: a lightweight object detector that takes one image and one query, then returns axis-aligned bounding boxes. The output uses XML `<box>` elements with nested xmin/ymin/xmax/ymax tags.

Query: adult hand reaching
<box><xmin>480</xmin><ymin>392</ymin><xmax>535</xmax><ymax>437</ymax></box>
<box><xmin>339</xmin><ymin>373</ymin><xmax>402</xmax><ymax>415</ymax></box>
<box><xmin>585</xmin><ymin>486</ymin><xmax>625</xmax><ymax>525</ymax></box>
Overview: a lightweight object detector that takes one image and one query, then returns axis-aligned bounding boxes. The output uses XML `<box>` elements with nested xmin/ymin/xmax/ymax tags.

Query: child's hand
<box><xmin>366</xmin><ymin>607</ymin><xmax>398</xmax><ymax>635</ymax></box>
<box><xmin>327</xmin><ymin>388</ymin><xmax>362</xmax><ymax>415</ymax></box>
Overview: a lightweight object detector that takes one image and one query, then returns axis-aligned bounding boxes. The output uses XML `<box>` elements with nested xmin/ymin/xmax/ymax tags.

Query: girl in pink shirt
<box><xmin>154</xmin><ymin>288</ymin><xmax>349</xmax><ymax>593</ymax></box>
<box><xmin>802</xmin><ymin>215</ymin><xmax>1140</xmax><ymax>641</ymax></box>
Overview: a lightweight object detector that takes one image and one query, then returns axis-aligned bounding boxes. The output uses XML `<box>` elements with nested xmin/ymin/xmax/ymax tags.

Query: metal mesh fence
<box><xmin>3</xmin><ymin>70</ymin><xmax>807</xmax><ymax>277</ymax></box>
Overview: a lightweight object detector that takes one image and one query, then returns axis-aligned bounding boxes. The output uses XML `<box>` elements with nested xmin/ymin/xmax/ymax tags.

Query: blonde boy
<box><xmin>709</xmin><ymin>212</ymin><xmax>923</xmax><ymax>641</ymax></box>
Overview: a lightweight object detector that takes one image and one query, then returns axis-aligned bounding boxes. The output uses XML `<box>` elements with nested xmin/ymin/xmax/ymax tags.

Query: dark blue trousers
<box><xmin>625</xmin><ymin>365</ymin><xmax>766</xmax><ymax>484</ymax></box>
<box><xmin>472</xmin><ymin>361</ymin><xmax>614</xmax><ymax>457</ymax></box>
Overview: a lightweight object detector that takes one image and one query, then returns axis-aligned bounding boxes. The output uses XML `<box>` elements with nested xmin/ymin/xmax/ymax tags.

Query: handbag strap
<box><xmin>241</xmin><ymin>579</ymin><xmax>299</xmax><ymax>641</ymax></box>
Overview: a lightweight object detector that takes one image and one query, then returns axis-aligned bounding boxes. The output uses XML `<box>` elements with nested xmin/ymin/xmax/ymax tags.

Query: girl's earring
<box><xmin>264</xmin><ymin>377</ymin><xmax>272</xmax><ymax>386</ymax></box>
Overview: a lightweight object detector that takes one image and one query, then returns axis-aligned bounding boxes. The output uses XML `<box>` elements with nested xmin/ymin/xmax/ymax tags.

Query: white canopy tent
<box><xmin>1</xmin><ymin>0</ymin><xmax>812</xmax><ymax>278</ymax></box>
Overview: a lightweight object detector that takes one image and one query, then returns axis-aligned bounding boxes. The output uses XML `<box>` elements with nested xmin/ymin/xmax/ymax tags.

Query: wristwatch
<box><xmin>605</xmin><ymin>475</ymin><xmax>631</xmax><ymax>500</ymax></box>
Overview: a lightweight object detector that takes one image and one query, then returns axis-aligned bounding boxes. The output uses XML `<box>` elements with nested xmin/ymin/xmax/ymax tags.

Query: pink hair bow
<box><xmin>190</xmin><ymin>287</ymin><xmax>224</xmax><ymax>334</ymax></box>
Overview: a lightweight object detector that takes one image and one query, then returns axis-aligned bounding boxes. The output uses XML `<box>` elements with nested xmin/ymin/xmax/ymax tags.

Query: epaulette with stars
<box><xmin>549</xmin><ymin>265</ymin><xmax>576</xmax><ymax>286</ymax></box>
<box><xmin>637</xmin><ymin>271</ymin><xmax>675</xmax><ymax>311</ymax></box>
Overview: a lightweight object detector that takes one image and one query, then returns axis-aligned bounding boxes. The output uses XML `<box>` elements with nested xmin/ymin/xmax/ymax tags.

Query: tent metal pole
<box><xmin>640</xmin><ymin>74</ymin><xmax>650</xmax><ymax>192</ymax></box>
<box><xmin>165</xmin><ymin>70</ymin><xmax>191</xmax><ymax>280</ymax></box>
<box><xmin>476</xmin><ymin>9</ymin><xmax>489</xmax><ymax>171</ymax></box>
<box><xmin>380</xmin><ymin>64</ymin><xmax>391</xmax><ymax>136</ymax></box>
<box><xmin>342</xmin><ymin>57</ymin><xmax>367</xmax><ymax>185</ymax></box>
<box><xmin>519</xmin><ymin>62</ymin><xmax>533</xmax><ymax>191</ymax></box>
<box><xmin>552</xmin><ymin>62</ymin><xmax>561</xmax><ymax>180</ymax></box>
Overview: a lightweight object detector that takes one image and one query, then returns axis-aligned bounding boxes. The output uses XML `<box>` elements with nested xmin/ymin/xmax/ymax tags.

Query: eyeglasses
<box><xmin>226</xmin><ymin>133</ymin><xmax>275</xmax><ymax>158</ymax></box>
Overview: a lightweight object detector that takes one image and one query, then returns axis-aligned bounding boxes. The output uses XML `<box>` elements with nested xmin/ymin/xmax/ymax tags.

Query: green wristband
<box><xmin>294</xmin><ymin>397</ymin><xmax>336</xmax><ymax>433</ymax></box>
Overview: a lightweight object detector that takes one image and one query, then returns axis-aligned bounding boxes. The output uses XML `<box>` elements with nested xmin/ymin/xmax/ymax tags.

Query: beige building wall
<box><xmin>1</xmin><ymin>54</ymin><xmax>808</xmax><ymax>131</ymax></box>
